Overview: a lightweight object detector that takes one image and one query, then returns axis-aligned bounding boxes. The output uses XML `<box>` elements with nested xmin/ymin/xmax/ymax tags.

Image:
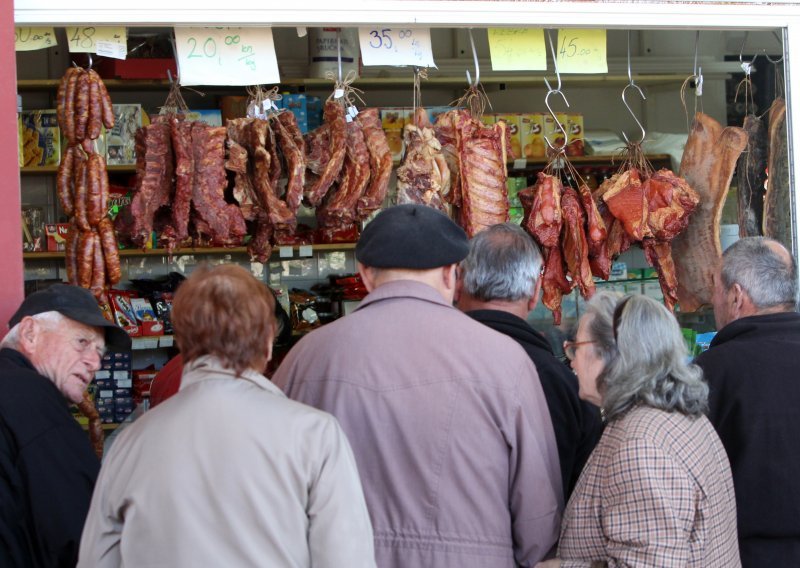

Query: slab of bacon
<box><xmin>396</xmin><ymin>108</ymin><xmax>450</xmax><ymax>213</ymax></box>
<box><xmin>355</xmin><ymin>108</ymin><xmax>392</xmax><ymax>219</ymax></box>
<box><xmin>304</xmin><ymin>101</ymin><xmax>346</xmax><ymax>207</ymax></box>
<box><xmin>317</xmin><ymin>120</ymin><xmax>371</xmax><ymax>229</ymax></box>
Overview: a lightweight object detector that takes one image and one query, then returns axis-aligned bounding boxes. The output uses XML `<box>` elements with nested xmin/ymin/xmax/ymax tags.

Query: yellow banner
<box><xmin>556</xmin><ymin>29</ymin><xmax>608</xmax><ymax>74</ymax></box>
<box><xmin>15</xmin><ymin>27</ymin><xmax>56</xmax><ymax>52</ymax></box>
<box><xmin>488</xmin><ymin>28</ymin><xmax>546</xmax><ymax>71</ymax></box>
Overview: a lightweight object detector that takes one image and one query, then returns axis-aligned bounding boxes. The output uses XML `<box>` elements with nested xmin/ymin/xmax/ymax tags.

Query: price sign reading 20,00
<box><xmin>185</xmin><ymin>34</ymin><xmax>256</xmax><ymax>71</ymax></box>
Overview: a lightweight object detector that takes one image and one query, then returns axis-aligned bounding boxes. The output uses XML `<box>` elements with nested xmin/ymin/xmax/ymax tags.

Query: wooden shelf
<box><xmin>23</xmin><ymin>243</ymin><xmax>356</xmax><ymax>261</ymax></box>
<box><xmin>78</xmin><ymin>422</ymin><xmax>120</xmax><ymax>432</ymax></box>
<box><xmin>21</xmin><ymin>164</ymin><xmax>136</xmax><ymax>175</ymax></box>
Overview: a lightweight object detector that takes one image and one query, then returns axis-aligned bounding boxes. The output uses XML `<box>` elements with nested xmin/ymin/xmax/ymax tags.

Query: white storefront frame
<box><xmin>14</xmin><ymin>0</ymin><xmax>800</xmax><ymax>258</ymax></box>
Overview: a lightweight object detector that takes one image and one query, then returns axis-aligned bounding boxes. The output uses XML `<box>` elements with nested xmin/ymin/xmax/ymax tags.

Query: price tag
<box><xmin>279</xmin><ymin>246</ymin><xmax>294</xmax><ymax>258</ymax></box>
<box><xmin>159</xmin><ymin>335</ymin><xmax>174</xmax><ymax>348</ymax></box>
<box><xmin>14</xmin><ymin>27</ymin><xmax>57</xmax><ymax>52</ymax></box>
<box><xmin>556</xmin><ymin>29</ymin><xmax>608</xmax><ymax>74</ymax></box>
<box><xmin>66</xmin><ymin>26</ymin><xmax>126</xmax><ymax>54</ymax></box>
<box><xmin>96</xmin><ymin>40</ymin><xmax>127</xmax><ymax>60</ymax></box>
<box><xmin>299</xmin><ymin>245</ymin><xmax>313</xmax><ymax>257</ymax></box>
<box><xmin>334</xmin><ymin>88</ymin><xmax>345</xmax><ymax>99</ymax></box>
<box><xmin>358</xmin><ymin>27</ymin><xmax>436</xmax><ymax>67</ymax></box>
<box><xmin>513</xmin><ymin>158</ymin><xmax>528</xmax><ymax>170</ymax></box>
<box><xmin>487</xmin><ymin>28</ymin><xmax>546</xmax><ymax>71</ymax></box>
<box><xmin>175</xmin><ymin>27</ymin><xmax>280</xmax><ymax>86</ymax></box>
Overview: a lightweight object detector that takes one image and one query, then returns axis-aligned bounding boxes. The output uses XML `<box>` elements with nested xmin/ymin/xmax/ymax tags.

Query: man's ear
<box><xmin>528</xmin><ymin>277</ymin><xmax>543</xmax><ymax>312</ymax></box>
<box><xmin>358</xmin><ymin>262</ymin><xmax>376</xmax><ymax>293</ymax></box>
<box><xmin>16</xmin><ymin>317</ymin><xmax>39</xmax><ymax>354</ymax></box>
<box><xmin>442</xmin><ymin>264</ymin><xmax>458</xmax><ymax>293</ymax></box>
<box><xmin>453</xmin><ymin>265</ymin><xmax>464</xmax><ymax>303</ymax></box>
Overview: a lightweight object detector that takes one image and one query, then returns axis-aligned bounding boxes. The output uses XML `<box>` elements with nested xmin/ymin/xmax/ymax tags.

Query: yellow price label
<box><xmin>15</xmin><ymin>27</ymin><xmax>56</xmax><ymax>52</ymax></box>
<box><xmin>556</xmin><ymin>29</ymin><xmax>608</xmax><ymax>74</ymax></box>
<box><xmin>66</xmin><ymin>26</ymin><xmax>126</xmax><ymax>54</ymax></box>
<box><xmin>487</xmin><ymin>28</ymin><xmax>546</xmax><ymax>71</ymax></box>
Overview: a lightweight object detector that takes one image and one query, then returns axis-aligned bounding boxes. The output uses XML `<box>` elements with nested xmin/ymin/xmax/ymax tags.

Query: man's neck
<box><xmin>457</xmin><ymin>294</ymin><xmax>530</xmax><ymax>320</ymax></box>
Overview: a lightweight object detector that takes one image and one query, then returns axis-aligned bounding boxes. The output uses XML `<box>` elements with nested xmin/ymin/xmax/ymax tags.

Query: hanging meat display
<box><xmin>396</xmin><ymin>108</ymin><xmax>450</xmax><ymax>213</ymax></box>
<box><xmin>56</xmin><ymin>66</ymin><xmax>121</xmax><ymax>301</ymax></box>
<box><xmin>763</xmin><ymin>98</ymin><xmax>791</xmax><ymax>245</ymax></box>
<box><xmin>673</xmin><ymin>112</ymin><xmax>747</xmax><ymax>312</ymax></box>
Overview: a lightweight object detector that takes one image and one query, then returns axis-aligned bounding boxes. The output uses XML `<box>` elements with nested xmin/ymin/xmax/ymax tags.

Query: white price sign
<box><xmin>96</xmin><ymin>40</ymin><xmax>127</xmax><ymax>60</ymax></box>
<box><xmin>175</xmin><ymin>27</ymin><xmax>280</xmax><ymax>86</ymax></box>
<box><xmin>358</xmin><ymin>27</ymin><xmax>436</xmax><ymax>67</ymax></box>
<box><xmin>66</xmin><ymin>26</ymin><xmax>126</xmax><ymax>54</ymax></box>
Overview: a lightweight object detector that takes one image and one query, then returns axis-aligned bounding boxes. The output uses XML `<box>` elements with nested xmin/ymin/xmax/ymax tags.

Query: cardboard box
<box><xmin>109</xmin><ymin>291</ymin><xmax>141</xmax><ymax>337</ymax></box>
<box><xmin>131</xmin><ymin>298</ymin><xmax>164</xmax><ymax>336</ymax></box>
<box><xmin>19</xmin><ymin>110</ymin><xmax>60</xmax><ymax>168</ymax></box>
<box><xmin>495</xmin><ymin>114</ymin><xmax>521</xmax><ymax>160</ymax></box>
<box><xmin>96</xmin><ymin>57</ymin><xmax>177</xmax><ymax>80</ymax></box>
<box><xmin>185</xmin><ymin>109</ymin><xmax>222</xmax><ymax>127</ymax></box>
<box><xmin>480</xmin><ymin>113</ymin><xmax>496</xmax><ymax>127</ymax></box>
<box><xmin>106</xmin><ymin>104</ymin><xmax>143</xmax><ymax>166</ymax></box>
<box><xmin>220</xmin><ymin>96</ymin><xmax>248</xmax><ymax>122</ymax></box>
<box><xmin>521</xmin><ymin>113</ymin><xmax>546</xmax><ymax>159</ymax></box>
<box><xmin>44</xmin><ymin>223</ymin><xmax>70</xmax><ymax>252</ymax></box>
<box><xmin>566</xmin><ymin>113</ymin><xmax>585</xmax><ymax>157</ymax></box>
<box><xmin>543</xmin><ymin>112</ymin><xmax>569</xmax><ymax>151</ymax></box>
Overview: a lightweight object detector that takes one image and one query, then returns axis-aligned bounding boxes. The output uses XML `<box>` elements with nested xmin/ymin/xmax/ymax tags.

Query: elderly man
<box><xmin>274</xmin><ymin>204</ymin><xmax>563</xmax><ymax>568</ymax></box>
<box><xmin>0</xmin><ymin>284</ymin><xmax>130</xmax><ymax>567</ymax></box>
<box><xmin>455</xmin><ymin>223</ymin><xmax>603</xmax><ymax>499</ymax></box>
<box><xmin>696</xmin><ymin>236</ymin><xmax>800</xmax><ymax>567</ymax></box>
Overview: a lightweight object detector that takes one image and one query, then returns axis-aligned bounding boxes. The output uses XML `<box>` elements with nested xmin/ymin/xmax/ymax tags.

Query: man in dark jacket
<box><xmin>456</xmin><ymin>223</ymin><xmax>603</xmax><ymax>498</ymax></box>
<box><xmin>696</xmin><ymin>236</ymin><xmax>800</xmax><ymax>567</ymax></box>
<box><xmin>0</xmin><ymin>284</ymin><xmax>130</xmax><ymax>567</ymax></box>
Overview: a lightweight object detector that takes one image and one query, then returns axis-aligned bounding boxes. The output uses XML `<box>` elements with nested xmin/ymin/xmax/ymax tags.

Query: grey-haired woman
<box><xmin>538</xmin><ymin>292</ymin><xmax>740</xmax><ymax>568</ymax></box>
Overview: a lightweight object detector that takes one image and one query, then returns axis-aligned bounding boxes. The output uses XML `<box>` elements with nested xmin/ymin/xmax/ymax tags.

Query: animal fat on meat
<box><xmin>737</xmin><ymin>114</ymin><xmax>768</xmax><ymax>237</ymax></box>
<box><xmin>764</xmin><ymin>99</ymin><xmax>792</xmax><ymax>247</ymax></box>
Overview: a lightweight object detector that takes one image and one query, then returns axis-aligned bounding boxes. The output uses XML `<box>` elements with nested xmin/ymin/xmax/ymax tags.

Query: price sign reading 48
<box><xmin>358</xmin><ymin>27</ymin><xmax>436</xmax><ymax>67</ymax></box>
<box><xmin>175</xmin><ymin>27</ymin><xmax>280</xmax><ymax>86</ymax></box>
<box><xmin>556</xmin><ymin>29</ymin><xmax>608</xmax><ymax>74</ymax></box>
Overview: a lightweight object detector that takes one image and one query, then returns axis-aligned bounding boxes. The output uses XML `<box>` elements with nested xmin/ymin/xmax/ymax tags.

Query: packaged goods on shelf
<box><xmin>278</xmin><ymin>94</ymin><xmax>322</xmax><ymax>133</ymax></box>
<box><xmin>185</xmin><ymin>109</ymin><xmax>223</xmax><ymax>126</ymax></box>
<box><xmin>521</xmin><ymin>113</ymin><xmax>546</xmax><ymax>159</ymax></box>
<box><xmin>131</xmin><ymin>297</ymin><xmax>164</xmax><ymax>336</ymax></box>
<box><xmin>107</xmin><ymin>104</ymin><xmax>144</xmax><ymax>166</ymax></box>
<box><xmin>19</xmin><ymin>110</ymin><xmax>60</xmax><ymax>167</ymax></box>
<box><xmin>45</xmin><ymin>223</ymin><xmax>70</xmax><ymax>252</ymax></box>
<box><xmin>543</xmin><ymin>112</ymin><xmax>569</xmax><ymax>151</ymax></box>
<box><xmin>480</xmin><ymin>113</ymin><xmax>496</xmax><ymax>127</ymax></box>
<box><xmin>109</xmin><ymin>290</ymin><xmax>141</xmax><ymax>337</ymax></box>
<box><xmin>584</xmin><ymin>130</ymin><xmax>625</xmax><ymax>155</ymax></box>
<box><xmin>381</xmin><ymin>107</ymin><xmax>409</xmax><ymax>162</ymax></box>
<box><xmin>496</xmin><ymin>114</ymin><xmax>522</xmax><ymax>158</ymax></box>
<box><xmin>566</xmin><ymin>114</ymin><xmax>585</xmax><ymax>157</ymax></box>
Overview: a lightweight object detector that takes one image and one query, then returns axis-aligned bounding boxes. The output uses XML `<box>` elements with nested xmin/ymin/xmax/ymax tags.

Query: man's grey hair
<box><xmin>460</xmin><ymin>223</ymin><xmax>543</xmax><ymax>302</ymax></box>
<box><xmin>721</xmin><ymin>237</ymin><xmax>798</xmax><ymax>311</ymax></box>
<box><xmin>584</xmin><ymin>292</ymin><xmax>708</xmax><ymax>421</ymax></box>
<box><xmin>0</xmin><ymin>311</ymin><xmax>65</xmax><ymax>349</ymax></box>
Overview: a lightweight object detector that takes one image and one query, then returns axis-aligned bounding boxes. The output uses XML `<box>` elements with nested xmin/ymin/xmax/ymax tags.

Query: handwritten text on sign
<box><xmin>358</xmin><ymin>27</ymin><xmax>436</xmax><ymax>67</ymax></box>
<box><xmin>15</xmin><ymin>27</ymin><xmax>57</xmax><ymax>52</ymax></box>
<box><xmin>66</xmin><ymin>26</ymin><xmax>127</xmax><ymax>54</ymax></box>
<box><xmin>175</xmin><ymin>27</ymin><xmax>280</xmax><ymax>86</ymax></box>
<box><xmin>487</xmin><ymin>28</ymin><xmax>546</xmax><ymax>71</ymax></box>
<box><xmin>556</xmin><ymin>29</ymin><xmax>608</xmax><ymax>74</ymax></box>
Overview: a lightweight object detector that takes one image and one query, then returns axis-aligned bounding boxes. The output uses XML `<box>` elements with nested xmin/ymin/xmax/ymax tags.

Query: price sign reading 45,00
<box><xmin>175</xmin><ymin>27</ymin><xmax>280</xmax><ymax>86</ymax></box>
<box><xmin>358</xmin><ymin>27</ymin><xmax>436</xmax><ymax>68</ymax></box>
<box><xmin>556</xmin><ymin>29</ymin><xmax>608</xmax><ymax>74</ymax></box>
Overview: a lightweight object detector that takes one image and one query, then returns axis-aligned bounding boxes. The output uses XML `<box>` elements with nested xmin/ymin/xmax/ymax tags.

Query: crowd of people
<box><xmin>0</xmin><ymin>202</ymin><xmax>797</xmax><ymax>567</ymax></box>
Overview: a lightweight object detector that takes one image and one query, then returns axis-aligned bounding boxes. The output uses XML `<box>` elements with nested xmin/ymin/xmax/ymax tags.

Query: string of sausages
<box><xmin>56</xmin><ymin>66</ymin><xmax>122</xmax><ymax>302</ymax></box>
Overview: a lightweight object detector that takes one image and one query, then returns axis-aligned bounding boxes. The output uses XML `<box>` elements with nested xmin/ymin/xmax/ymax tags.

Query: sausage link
<box><xmin>86</xmin><ymin>153</ymin><xmax>103</xmax><ymax>227</ymax></box>
<box><xmin>57</xmin><ymin>67</ymin><xmax>80</xmax><ymax>132</ymax></box>
<box><xmin>64</xmin><ymin>69</ymin><xmax>81</xmax><ymax>144</ymax></box>
<box><xmin>89</xmin><ymin>70</ymin><xmax>115</xmax><ymax>129</ymax></box>
<box><xmin>74</xmin><ymin>72</ymin><xmax>91</xmax><ymax>141</ymax></box>
<box><xmin>98</xmin><ymin>218</ymin><xmax>121</xmax><ymax>285</ymax></box>
<box><xmin>65</xmin><ymin>219</ymin><xmax>79</xmax><ymax>285</ymax></box>
<box><xmin>86</xmin><ymin>73</ymin><xmax>102</xmax><ymax>140</ymax></box>
<box><xmin>77</xmin><ymin>230</ymin><xmax>94</xmax><ymax>289</ymax></box>
<box><xmin>90</xmin><ymin>231</ymin><xmax>106</xmax><ymax>300</ymax></box>
<box><xmin>57</xmin><ymin>145</ymin><xmax>75</xmax><ymax>216</ymax></box>
<box><xmin>77</xmin><ymin>391</ymin><xmax>103</xmax><ymax>459</ymax></box>
<box><xmin>73</xmin><ymin>153</ymin><xmax>90</xmax><ymax>232</ymax></box>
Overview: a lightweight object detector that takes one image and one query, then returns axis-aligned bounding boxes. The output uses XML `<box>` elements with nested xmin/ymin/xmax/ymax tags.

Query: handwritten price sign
<box><xmin>175</xmin><ymin>27</ymin><xmax>280</xmax><ymax>86</ymax></box>
<box><xmin>358</xmin><ymin>27</ymin><xmax>436</xmax><ymax>67</ymax></box>
<box><xmin>488</xmin><ymin>28</ymin><xmax>546</xmax><ymax>71</ymax></box>
<box><xmin>15</xmin><ymin>27</ymin><xmax>56</xmax><ymax>52</ymax></box>
<box><xmin>556</xmin><ymin>29</ymin><xmax>608</xmax><ymax>74</ymax></box>
<box><xmin>66</xmin><ymin>26</ymin><xmax>126</xmax><ymax>54</ymax></box>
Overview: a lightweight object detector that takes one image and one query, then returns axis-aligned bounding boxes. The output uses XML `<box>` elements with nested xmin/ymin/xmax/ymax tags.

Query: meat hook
<box><xmin>622</xmin><ymin>30</ymin><xmax>646</xmax><ymax>145</ymax></box>
<box><xmin>692</xmin><ymin>30</ymin><xmax>704</xmax><ymax>97</ymax></box>
<box><xmin>739</xmin><ymin>32</ymin><xmax>759</xmax><ymax>76</ymax></box>
<box><xmin>465</xmin><ymin>28</ymin><xmax>480</xmax><ymax>88</ymax></box>
<box><xmin>543</xmin><ymin>30</ymin><xmax>569</xmax><ymax>152</ymax></box>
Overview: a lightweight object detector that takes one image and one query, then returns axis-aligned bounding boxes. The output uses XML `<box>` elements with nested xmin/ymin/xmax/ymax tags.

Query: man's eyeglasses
<box><xmin>563</xmin><ymin>340</ymin><xmax>596</xmax><ymax>361</ymax></box>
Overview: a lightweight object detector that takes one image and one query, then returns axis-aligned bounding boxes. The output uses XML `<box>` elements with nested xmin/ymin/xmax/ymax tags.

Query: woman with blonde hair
<box><xmin>538</xmin><ymin>292</ymin><xmax>740</xmax><ymax>567</ymax></box>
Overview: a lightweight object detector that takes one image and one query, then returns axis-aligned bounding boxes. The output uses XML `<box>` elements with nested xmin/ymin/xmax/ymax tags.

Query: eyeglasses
<box><xmin>563</xmin><ymin>340</ymin><xmax>596</xmax><ymax>361</ymax></box>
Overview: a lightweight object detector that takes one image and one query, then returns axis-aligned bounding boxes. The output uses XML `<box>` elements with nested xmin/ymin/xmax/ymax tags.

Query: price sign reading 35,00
<box><xmin>358</xmin><ymin>27</ymin><xmax>436</xmax><ymax>67</ymax></box>
<box><xmin>175</xmin><ymin>27</ymin><xmax>280</xmax><ymax>86</ymax></box>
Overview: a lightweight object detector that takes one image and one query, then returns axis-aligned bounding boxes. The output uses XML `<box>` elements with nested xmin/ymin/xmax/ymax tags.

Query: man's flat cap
<box><xmin>356</xmin><ymin>204</ymin><xmax>469</xmax><ymax>269</ymax></box>
<box><xmin>9</xmin><ymin>284</ymin><xmax>131</xmax><ymax>352</ymax></box>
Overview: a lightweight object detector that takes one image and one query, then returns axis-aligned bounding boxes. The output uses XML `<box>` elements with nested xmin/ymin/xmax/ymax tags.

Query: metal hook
<box><xmin>542</xmin><ymin>30</ymin><xmax>569</xmax><ymax>152</ymax></box>
<box><xmin>465</xmin><ymin>29</ymin><xmax>480</xmax><ymax>87</ymax></box>
<box><xmin>336</xmin><ymin>29</ymin><xmax>343</xmax><ymax>83</ymax></box>
<box><xmin>87</xmin><ymin>53</ymin><xmax>93</xmax><ymax>70</ymax></box>
<box><xmin>692</xmin><ymin>31</ymin><xmax>704</xmax><ymax>97</ymax></box>
<box><xmin>764</xmin><ymin>49</ymin><xmax>784</xmax><ymax>65</ymax></box>
<box><xmin>739</xmin><ymin>32</ymin><xmax>759</xmax><ymax>75</ymax></box>
<box><xmin>622</xmin><ymin>84</ymin><xmax>647</xmax><ymax>144</ymax></box>
<box><xmin>542</xmin><ymin>30</ymin><xmax>562</xmax><ymax>93</ymax></box>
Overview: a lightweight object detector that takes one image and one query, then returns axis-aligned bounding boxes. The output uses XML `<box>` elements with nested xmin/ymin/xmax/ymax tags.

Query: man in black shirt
<box><xmin>696</xmin><ymin>236</ymin><xmax>800</xmax><ymax>567</ymax></box>
<box><xmin>0</xmin><ymin>284</ymin><xmax>130</xmax><ymax>567</ymax></box>
<box><xmin>456</xmin><ymin>223</ymin><xmax>603</xmax><ymax>499</ymax></box>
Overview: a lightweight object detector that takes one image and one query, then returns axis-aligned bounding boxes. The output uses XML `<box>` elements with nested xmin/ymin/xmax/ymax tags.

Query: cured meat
<box><xmin>356</xmin><ymin>108</ymin><xmax>393</xmax><ymax>219</ymax></box>
<box><xmin>161</xmin><ymin>119</ymin><xmax>194</xmax><ymax>251</ymax></box>
<box><xmin>131</xmin><ymin>122</ymin><xmax>173</xmax><ymax>247</ymax></box>
<box><xmin>305</xmin><ymin>102</ymin><xmax>346</xmax><ymax>206</ymax></box>
<box><xmin>561</xmin><ymin>187</ymin><xmax>595</xmax><ymax>300</ymax></box>
<box><xmin>304</xmin><ymin>125</ymin><xmax>330</xmax><ymax>176</ymax></box>
<box><xmin>577</xmin><ymin>183</ymin><xmax>607</xmax><ymax>245</ymax></box>
<box><xmin>78</xmin><ymin>391</ymin><xmax>103</xmax><ymax>459</ymax></box>
<box><xmin>588</xmin><ymin>198</ymin><xmax>614</xmax><ymax>279</ymax></box>
<box><xmin>601</xmin><ymin>169</ymin><xmax>650</xmax><ymax>240</ymax></box>
<box><xmin>764</xmin><ymin>99</ymin><xmax>791</xmax><ymax>246</ymax></box>
<box><xmin>225</xmin><ymin>120</ymin><xmax>260</xmax><ymax>222</ymax></box>
<box><xmin>274</xmin><ymin>111</ymin><xmax>306</xmax><ymax>213</ymax></box>
<box><xmin>190</xmin><ymin>122</ymin><xmax>247</xmax><ymax>244</ymax></box>
<box><xmin>396</xmin><ymin>109</ymin><xmax>450</xmax><ymax>213</ymax></box>
<box><xmin>434</xmin><ymin>110</ymin><xmax>462</xmax><ymax>207</ymax></box>
<box><xmin>265</xmin><ymin>120</ymin><xmax>282</xmax><ymax>193</ymax></box>
<box><xmin>526</xmin><ymin>173</ymin><xmax>563</xmax><ymax>248</ymax></box>
<box><xmin>455</xmin><ymin>112</ymin><xmax>509</xmax><ymax>237</ymax></box>
<box><xmin>541</xmin><ymin>246</ymin><xmax>573</xmax><ymax>325</ymax></box>
<box><xmin>673</xmin><ymin>112</ymin><xmax>748</xmax><ymax>312</ymax></box>
<box><xmin>248</xmin><ymin>119</ymin><xmax>295</xmax><ymax>232</ymax></box>
<box><xmin>643</xmin><ymin>239</ymin><xmax>679</xmax><ymax>311</ymax></box>
<box><xmin>644</xmin><ymin>168</ymin><xmax>700</xmax><ymax>241</ymax></box>
<box><xmin>317</xmin><ymin>120</ymin><xmax>371</xmax><ymax>228</ymax></box>
<box><xmin>248</xmin><ymin>222</ymin><xmax>274</xmax><ymax>264</ymax></box>
<box><xmin>737</xmin><ymin>114</ymin><xmax>768</xmax><ymax>237</ymax></box>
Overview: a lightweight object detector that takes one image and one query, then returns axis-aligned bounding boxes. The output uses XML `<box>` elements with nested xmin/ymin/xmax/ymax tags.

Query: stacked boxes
<box><xmin>278</xmin><ymin>94</ymin><xmax>322</xmax><ymax>134</ymax></box>
<box><xmin>94</xmin><ymin>351</ymin><xmax>134</xmax><ymax>424</ymax></box>
<box><xmin>506</xmin><ymin>177</ymin><xmax>527</xmax><ymax>225</ymax></box>
<box><xmin>19</xmin><ymin>110</ymin><xmax>60</xmax><ymax>168</ymax></box>
<box><xmin>521</xmin><ymin>113</ymin><xmax>546</xmax><ymax>159</ymax></box>
<box><xmin>380</xmin><ymin>107</ymin><xmax>409</xmax><ymax>162</ymax></box>
<box><xmin>495</xmin><ymin>114</ymin><xmax>522</xmax><ymax>159</ymax></box>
